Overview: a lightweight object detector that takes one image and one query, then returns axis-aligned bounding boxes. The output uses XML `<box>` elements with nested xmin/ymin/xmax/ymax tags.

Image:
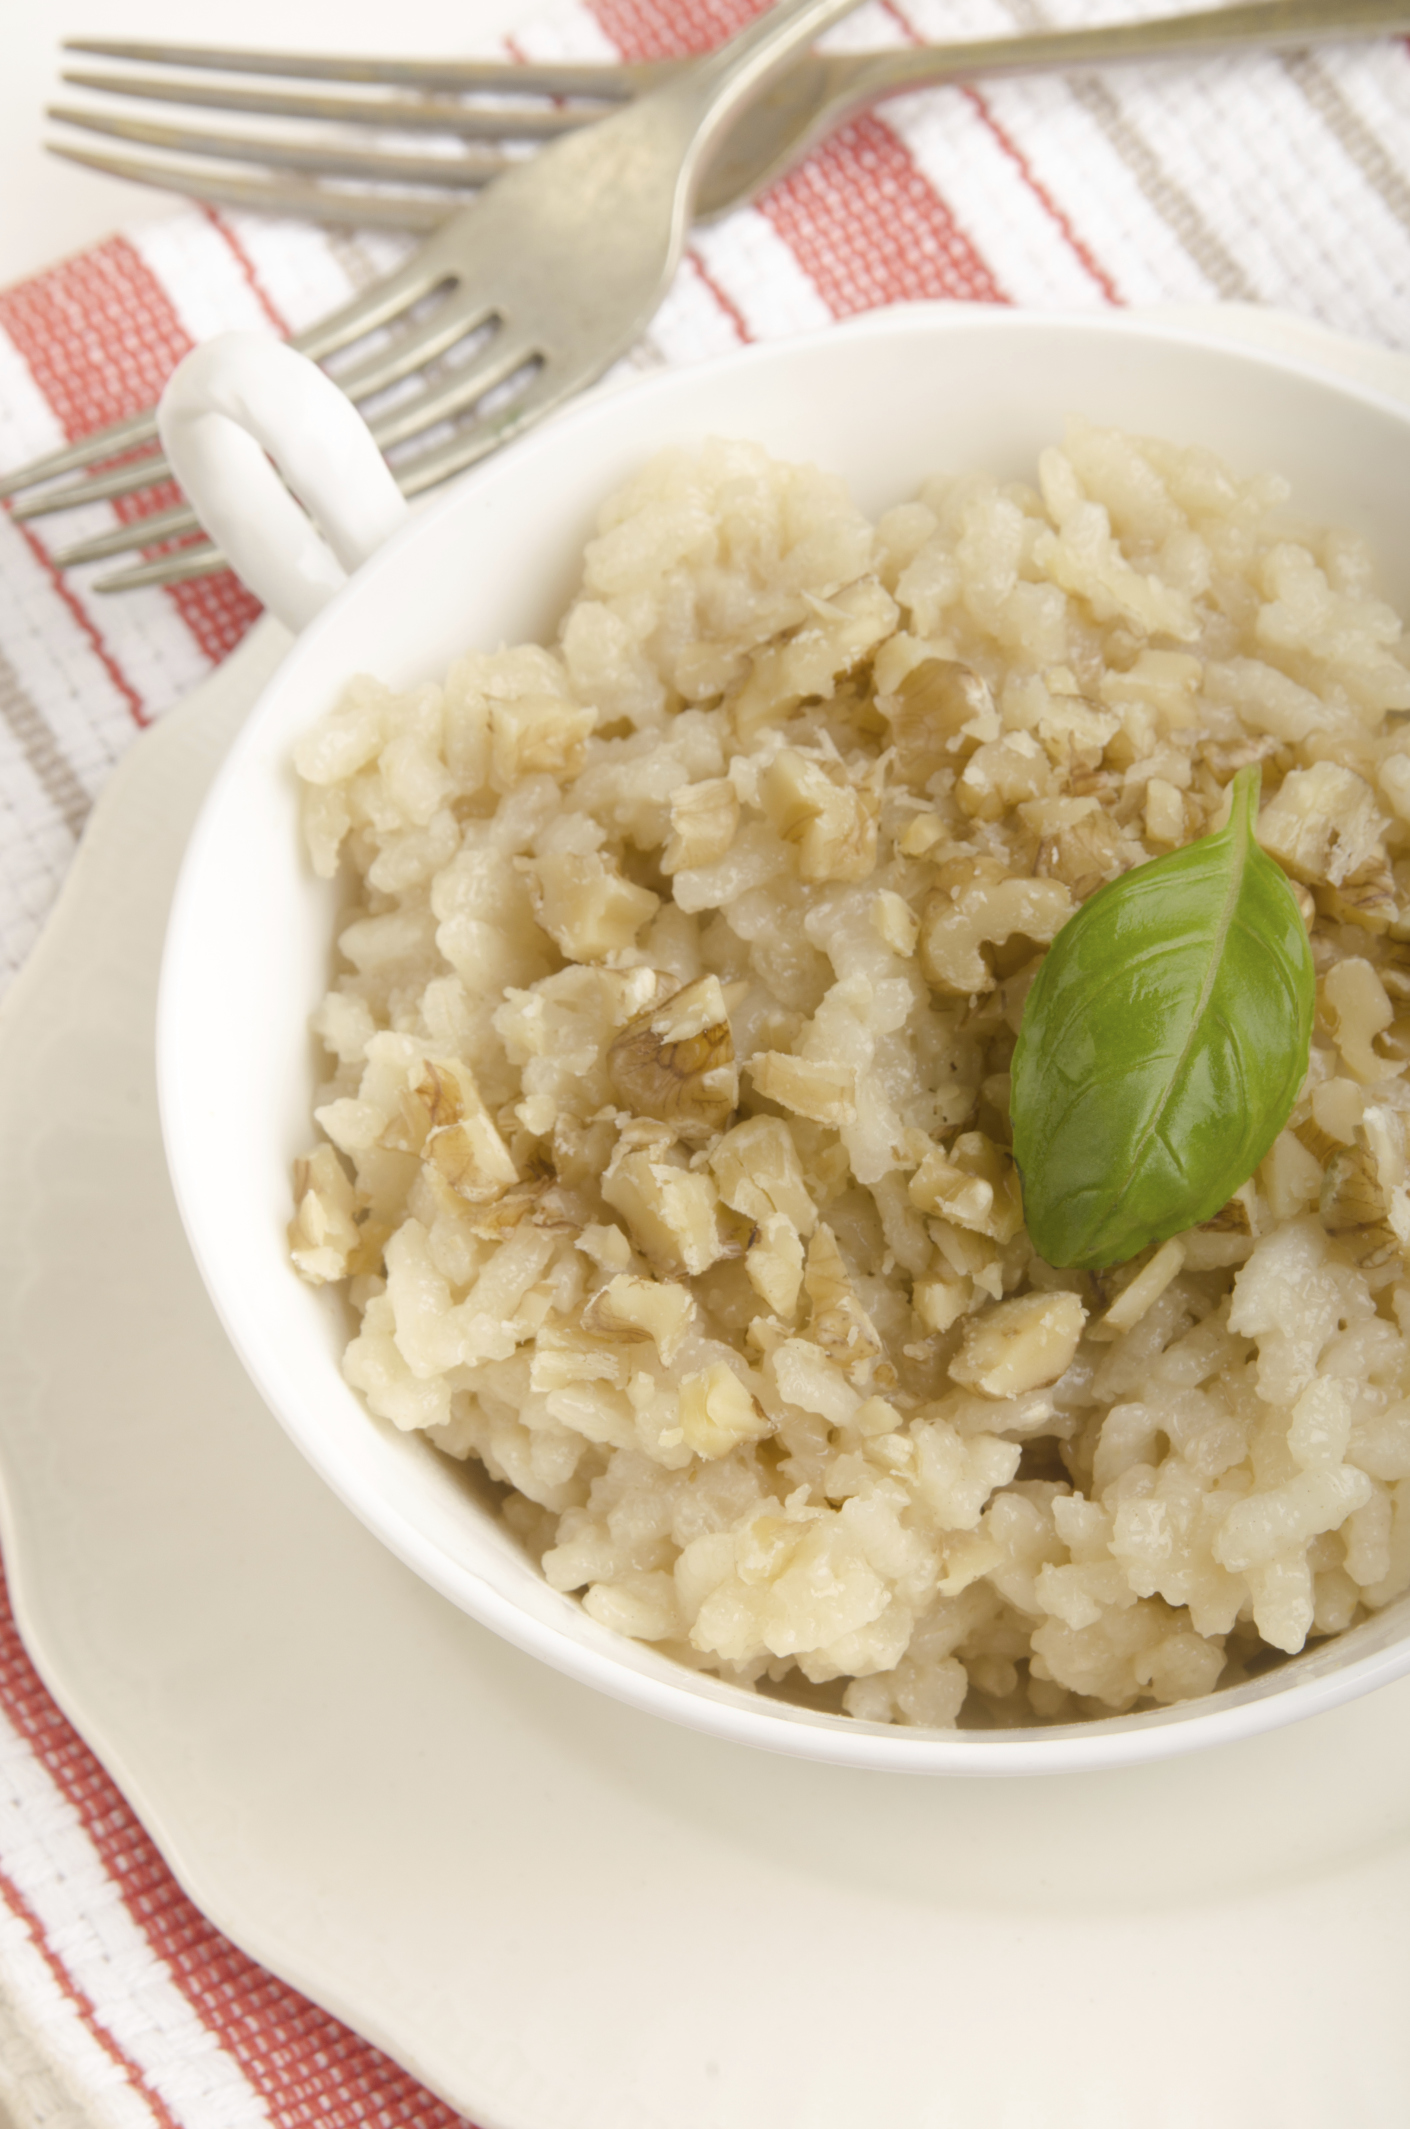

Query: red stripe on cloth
<box><xmin>761</xmin><ymin>113</ymin><xmax>1009</xmax><ymax>313</ymax></box>
<box><xmin>0</xmin><ymin>1861</ymin><xmax>177</xmax><ymax>2129</ymax></box>
<box><xmin>200</xmin><ymin>205</ymin><xmax>289</xmax><ymax>337</ymax></box>
<box><xmin>0</xmin><ymin>1563</ymin><xmax>474</xmax><ymax>2128</ymax></box>
<box><xmin>590</xmin><ymin>0</ymin><xmax>764</xmax><ymax>60</ymax></box>
<box><xmin>590</xmin><ymin>0</ymin><xmax>1006</xmax><ymax>314</ymax></box>
<box><xmin>162</xmin><ymin>562</ymin><xmax>264</xmax><ymax>666</ymax></box>
<box><xmin>872</xmin><ymin>0</ymin><xmax>1119</xmax><ymax>305</ymax></box>
<box><xmin>961</xmin><ymin>88</ymin><xmax>1122</xmax><ymax>306</ymax></box>
<box><xmin>0</xmin><ymin>236</ymin><xmax>263</xmax><ymax>682</ymax></box>
<box><xmin>0</xmin><ymin>238</ymin><xmax>191</xmax><ymax>445</ymax></box>
<box><xmin>683</xmin><ymin>252</ymin><xmax>753</xmax><ymax>346</ymax></box>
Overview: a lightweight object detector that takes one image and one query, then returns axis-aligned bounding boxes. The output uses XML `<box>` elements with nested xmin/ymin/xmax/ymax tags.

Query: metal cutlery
<box><xmin>10</xmin><ymin>0</ymin><xmax>1409</xmax><ymax>596</ymax></box>
<box><xmin>50</xmin><ymin>1</ymin><xmax>1410</xmax><ymax>235</ymax></box>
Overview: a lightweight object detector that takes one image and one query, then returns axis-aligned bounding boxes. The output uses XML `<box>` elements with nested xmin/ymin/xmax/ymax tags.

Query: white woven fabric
<box><xmin>0</xmin><ymin>0</ymin><xmax>1408</xmax><ymax>2121</ymax></box>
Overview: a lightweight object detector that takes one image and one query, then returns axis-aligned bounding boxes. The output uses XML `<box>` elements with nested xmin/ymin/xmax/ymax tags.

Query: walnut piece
<box><xmin>803</xmin><ymin>1225</ymin><xmax>892</xmax><ymax>1389</ymax></box>
<box><xmin>582</xmin><ymin>1273</ymin><xmax>696</xmax><ymax>1364</ymax></box>
<box><xmin>524</xmin><ymin>849</ymin><xmax>659</xmax><ymax>962</ymax></box>
<box><xmin>289</xmin><ymin>1144</ymin><xmax>362</xmax><ymax>1285</ymax></box>
<box><xmin>919</xmin><ymin>856</ymin><xmax>1072</xmax><ymax>996</ymax></box>
<box><xmin>1322</xmin><ymin>958</ymin><xmax>1402</xmax><ymax>1085</ymax></box>
<box><xmin>607</xmin><ymin>975</ymin><xmax>738</xmax><ymax>1141</ymax></box>
<box><xmin>747</xmin><ymin>1052</ymin><xmax>858</xmax><ymax>1126</ymax></box>
<box><xmin>758</xmin><ymin>748</ymin><xmax>879</xmax><ymax>885</ymax></box>
<box><xmin>1035</xmin><ymin>807</ymin><xmax>1137</xmax><ymax>903</ymax></box>
<box><xmin>601</xmin><ymin>1130</ymin><xmax>726</xmax><ymax>1277</ymax></box>
<box><xmin>411</xmin><ymin>1057</ymin><xmax>520</xmax><ymax>1202</ymax></box>
<box><xmin>708</xmin><ymin>1115</ymin><xmax>818</xmax><ymax>1234</ymax></box>
<box><xmin>678</xmin><ymin>1363</ymin><xmax>770</xmax><ymax>1459</ymax></box>
<box><xmin>949</xmin><ymin>1291</ymin><xmax>1087</xmax><ymax>1399</ymax></box>
<box><xmin>908</xmin><ymin>1131</ymin><xmax>1023</xmax><ymax>1244</ymax></box>
<box><xmin>733</xmin><ymin>577</ymin><xmax>898</xmax><ymax>742</ymax></box>
<box><xmin>877</xmin><ymin>655</ymin><xmax>998</xmax><ymax>786</ymax></box>
<box><xmin>1257</xmin><ymin>763</ymin><xmax>1389</xmax><ymax>891</ymax></box>
<box><xmin>662</xmin><ymin>779</ymin><xmax>740</xmax><ymax>874</ymax></box>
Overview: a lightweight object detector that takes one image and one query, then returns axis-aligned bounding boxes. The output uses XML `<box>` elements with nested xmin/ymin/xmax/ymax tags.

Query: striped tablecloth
<box><xmin>0</xmin><ymin>1</ymin><xmax>1408</xmax><ymax>2121</ymax></box>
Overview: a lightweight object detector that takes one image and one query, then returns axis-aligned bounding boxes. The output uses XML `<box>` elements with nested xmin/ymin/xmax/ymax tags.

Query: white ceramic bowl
<box><xmin>159</xmin><ymin>303</ymin><xmax>1410</xmax><ymax>1774</ymax></box>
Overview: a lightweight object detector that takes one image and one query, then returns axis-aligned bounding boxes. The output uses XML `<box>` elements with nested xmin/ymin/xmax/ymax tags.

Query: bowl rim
<box><xmin>158</xmin><ymin>301</ymin><xmax>1410</xmax><ymax>1774</ymax></box>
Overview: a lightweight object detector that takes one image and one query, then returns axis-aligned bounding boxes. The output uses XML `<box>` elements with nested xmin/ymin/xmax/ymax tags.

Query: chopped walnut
<box><xmin>733</xmin><ymin>577</ymin><xmax>898</xmax><ymax>742</ymax></box>
<box><xmin>662</xmin><ymin>778</ymin><xmax>740</xmax><ymax>874</ymax></box>
<box><xmin>601</xmin><ymin>1129</ymin><xmax>726</xmax><ymax>1277</ymax></box>
<box><xmin>802</xmin><ymin>1225</ymin><xmax>892</xmax><ymax>1390</ymax></box>
<box><xmin>523</xmin><ymin>848</ymin><xmax>659</xmax><ymax>962</ymax></box>
<box><xmin>678</xmin><ymin>1363</ymin><xmax>770</xmax><ymax>1459</ymax></box>
<box><xmin>489</xmin><ymin>691</ymin><xmax>595</xmax><ymax>789</ymax></box>
<box><xmin>1321</xmin><ymin>958</ymin><xmax>1402</xmax><ymax>1085</ymax></box>
<box><xmin>912</xmin><ymin>1272</ymin><xmax>974</xmax><ymax>1334</ymax></box>
<box><xmin>289</xmin><ymin>1144</ymin><xmax>362</xmax><ymax>1285</ymax></box>
<box><xmin>1035</xmin><ymin>806</ymin><xmax>1139</xmax><ymax>902</ymax></box>
<box><xmin>708</xmin><ymin>1115</ymin><xmax>818</xmax><ymax>1234</ymax></box>
<box><xmin>607</xmin><ymin>975</ymin><xmax>738</xmax><ymax>1142</ymax></box>
<box><xmin>908</xmin><ymin>1131</ymin><xmax>1023</xmax><ymax>1244</ymax></box>
<box><xmin>745</xmin><ymin>1214</ymin><xmax>806</xmax><ymax>1319</ymax></box>
<box><xmin>896</xmin><ymin>812</ymin><xmax>947</xmax><ymax>859</ymax></box>
<box><xmin>1143</xmin><ymin>777</ymin><xmax>1187</xmax><ymax>846</ymax></box>
<box><xmin>408</xmin><ymin>1057</ymin><xmax>519</xmax><ymax>1202</ymax></box>
<box><xmin>1362</xmin><ymin>1104</ymin><xmax>1410</xmax><ymax>1245</ymax></box>
<box><xmin>871</xmin><ymin>889</ymin><xmax>920</xmax><ymax>957</ymax></box>
<box><xmin>1257</xmin><ymin>763</ymin><xmax>1389</xmax><ymax>893</ymax></box>
<box><xmin>582</xmin><ymin>1273</ymin><xmax>696</xmax><ymax>1364</ymax></box>
<box><xmin>876</xmin><ymin>654</ymin><xmax>998</xmax><ymax>786</ymax></box>
<box><xmin>1320</xmin><ymin>1144</ymin><xmax>1387</xmax><ymax>1234</ymax></box>
<box><xmin>957</xmin><ymin>733</ymin><xmax>1053</xmax><ymax>823</ymax></box>
<box><xmin>747</xmin><ymin>1051</ymin><xmax>858</xmax><ymax>1127</ymax></box>
<box><xmin>1088</xmin><ymin>1237</ymin><xmax>1187</xmax><ymax>1341</ymax></box>
<box><xmin>918</xmin><ymin>856</ymin><xmax>1073</xmax><ymax>996</ymax></box>
<box><xmin>758</xmin><ymin>748</ymin><xmax>879</xmax><ymax>884</ymax></box>
<box><xmin>949</xmin><ymin>1291</ymin><xmax>1087</xmax><ymax>1399</ymax></box>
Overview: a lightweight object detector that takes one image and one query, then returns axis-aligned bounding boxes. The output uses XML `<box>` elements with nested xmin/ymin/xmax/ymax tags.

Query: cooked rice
<box><xmin>289</xmin><ymin>421</ymin><xmax>1410</xmax><ymax>1727</ymax></box>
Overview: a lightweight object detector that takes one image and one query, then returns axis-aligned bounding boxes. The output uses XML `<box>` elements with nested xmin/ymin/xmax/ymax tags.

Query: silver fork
<box><xmin>14</xmin><ymin>0</ymin><xmax>1410</xmax><ymax>594</ymax></box>
<box><xmin>49</xmin><ymin>0</ymin><xmax>1410</xmax><ymax>237</ymax></box>
<box><xmin>13</xmin><ymin>0</ymin><xmax>876</xmax><ymax>593</ymax></box>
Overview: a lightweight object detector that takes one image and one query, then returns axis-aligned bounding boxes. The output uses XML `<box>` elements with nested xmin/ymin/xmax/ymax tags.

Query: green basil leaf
<box><xmin>1010</xmin><ymin>764</ymin><xmax>1314</xmax><ymax>1270</ymax></box>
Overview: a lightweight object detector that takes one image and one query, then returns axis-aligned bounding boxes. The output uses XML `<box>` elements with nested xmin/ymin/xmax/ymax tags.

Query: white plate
<box><xmin>3</xmin><ymin>309</ymin><xmax>1410</xmax><ymax>2129</ymax></box>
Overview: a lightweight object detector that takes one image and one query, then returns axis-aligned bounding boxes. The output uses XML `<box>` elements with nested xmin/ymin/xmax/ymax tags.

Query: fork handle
<box><xmin>694</xmin><ymin>0</ymin><xmax>1410</xmax><ymax>219</ymax></box>
<box><xmin>833</xmin><ymin>0</ymin><xmax>1410</xmax><ymax>102</ymax></box>
<box><xmin>664</xmin><ymin>0</ymin><xmax>872</xmax><ymax>171</ymax></box>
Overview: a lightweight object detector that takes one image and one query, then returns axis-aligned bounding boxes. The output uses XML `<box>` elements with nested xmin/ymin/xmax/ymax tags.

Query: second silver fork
<box><xmin>16</xmin><ymin>0</ymin><xmax>1410</xmax><ymax>594</ymax></box>
<box><xmin>27</xmin><ymin>0</ymin><xmax>879</xmax><ymax>595</ymax></box>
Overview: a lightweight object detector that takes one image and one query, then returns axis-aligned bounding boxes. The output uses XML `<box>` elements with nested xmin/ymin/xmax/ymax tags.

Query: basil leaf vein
<box><xmin>1010</xmin><ymin>764</ymin><xmax>1315</xmax><ymax>1270</ymax></box>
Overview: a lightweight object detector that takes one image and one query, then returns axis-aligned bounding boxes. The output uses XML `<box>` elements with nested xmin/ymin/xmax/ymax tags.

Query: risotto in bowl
<box><xmin>158</xmin><ymin>306</ymin><xmax>1410</xmax><ymax>1772</ymax></box>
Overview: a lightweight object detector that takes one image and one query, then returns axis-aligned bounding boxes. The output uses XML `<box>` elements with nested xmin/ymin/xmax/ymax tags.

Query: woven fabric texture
<box><xmin>0</xmin><ymin>0</ymin><xmax>1408</xmax><ymax>2119</ymax></box>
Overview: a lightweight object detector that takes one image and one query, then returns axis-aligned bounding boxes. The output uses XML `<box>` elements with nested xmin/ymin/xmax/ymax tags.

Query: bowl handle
<box><xmin>157</xmin><ymin>332</ymin><xmax>409</xmax><ymax>634</ymax></box>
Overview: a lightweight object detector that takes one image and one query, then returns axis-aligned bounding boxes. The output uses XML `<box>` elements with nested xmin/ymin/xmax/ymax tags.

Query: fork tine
<box><xmin>6</xmin><ymin>237</ymin><xmax>458</xmax><ymax>519</ymax></box>
<box><xmin>393</xmin><ymin>360</ymin><xmax>584</xmax><ymax>498</ymax></box>
<box><xmin>32</xmin><ymin>327</ymin><xmax>538</xmax><ymax>571</ymax></box>
<box><xmin>320</xmin><ymin>288</ymin><xmax>502</xmax><ymax>405</ymax></box>
<box><xmin>48</xmin><ymin>105</ymin><xmax>510</xmax><ymax>189</ymax></box>
<box><xmin>61</xmin><ymin>69</ymin><xmax>594</xmax><ymax>141</ymax></box>
<box><xmin>50</xmin><ymin>503</ymin><xmax>202</xmax><ymax>569</ymax></box>
<box><xmin>90</xmin><ymin>356</ymin><xmax>581</xmax><ymax>591</ymax></box>
<box><xmin>47</xmin><ymin>142</ymin><xmax>456</xmax><ymax>232</ymax></box>
<box><xmin>365</xmin><ymin>334</ymin><xmax>538</xmax><ymax>453</ymax></box>
<box><xmin>93</xmin><ymin>544</ymin><xmax>229</xmax><ymax>595</ymax></box>
<box><xmin>62</xmin><ymin>37</ymin><xmax>659</xmax><ymax>101</ymax></box>
<box><xmin>0</xmin><ymin>412</ymin><xmax>160</xmax><ymax>501</ymax></box>
<box><xmin>8</xmin><ymin>454</ymin><xmax>175</xmax><ymax>519</ymax></box>
<box><xmin>44</xmin><ymin>316</ymin><xmax>537</xmax><ymax>572</ymax></box>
